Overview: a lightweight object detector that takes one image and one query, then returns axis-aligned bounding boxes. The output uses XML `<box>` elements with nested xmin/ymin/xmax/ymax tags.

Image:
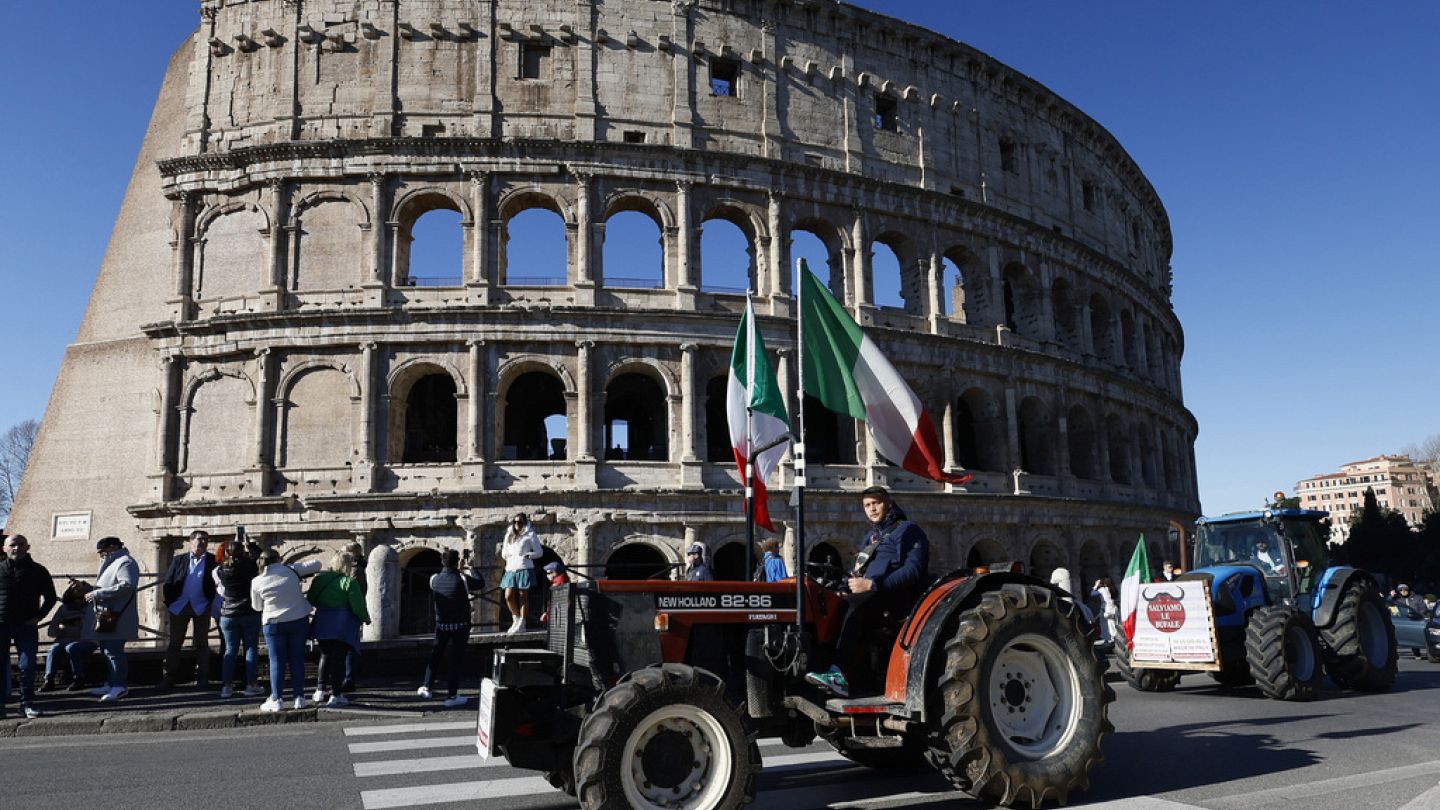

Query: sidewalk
<box><xmin>0</xmin><ymin>631</ymin><xmax>544</xmax><ymax>739</ymax></box>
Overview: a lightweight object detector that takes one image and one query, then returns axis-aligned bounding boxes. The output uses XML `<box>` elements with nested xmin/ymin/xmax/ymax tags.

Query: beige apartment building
<box><xmin>1296</xmin><ymin>455</ymin><xmax>1435</xmax><ymax>543</ymax></box>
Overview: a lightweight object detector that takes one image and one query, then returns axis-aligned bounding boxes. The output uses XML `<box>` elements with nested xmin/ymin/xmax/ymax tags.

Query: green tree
<box><xmin>1340</xmin><ymin>487</ymin><xmax>1418</xmax><ymax>578</ymax></box>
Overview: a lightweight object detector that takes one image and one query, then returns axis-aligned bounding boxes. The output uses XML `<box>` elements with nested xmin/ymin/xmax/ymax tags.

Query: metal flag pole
<box><xmin>745</xmin><ymin>291</ymin><xmax>757</xmax><ymax>580</ymax></box>
<box><xmin>792</xmin><ymin>260</ymin><xmax>807</xmax><ymax>635</ymax></box>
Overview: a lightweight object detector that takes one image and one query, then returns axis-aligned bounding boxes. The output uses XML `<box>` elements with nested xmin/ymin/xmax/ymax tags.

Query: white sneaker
<box><xmin>442</xmin><ymin>695</ymin><xmax>469</xmax><ymax>708</ymax></box>
<box><xmin>219</xmin><ymin>686</ymin><xmax>234</xmax><ymax>699</ymax></box>
<box><xmin>293</xmin><ymin>697</ymin><xmax>309</xmax><ymax>711</ymax></box>
<box><xmin>89</xmin><ymin>686</ymin><xmax>112</xmax><ymax>697</ymax></box>
<box><xmin>99</xmin><ymin>687</ymin><xmax>129</xmax><ymax>703</ymax></box>
<box><xmin>242</xmin><ymin>685</ymin><xmax>267</xmax><ymax>697</ymax></box>
<box><xmin>23</xmin><ymin>706</ymin><xmax>42</xmax><ymax>719</ymax></box>
<box><xmin>259</xmin><ymin>698</ymin><xmax>283</xmax><ymax>713</ymax></box>
<box><xmin>312</xmin><ymin>688</ymin><xmax>328</xmax><ymax>703</ymax></box>
<box><xmin>416</xmin><ymin>686</ymin><xmax>433</xmax><ymax>699</ymax></box>
<box><xmin>326</xmin><ymin>694</ymin><xmax>350</xmax><ymax>708</ymax></box>
<box><xmin>506</xmin><ymin>621</ymin><xmax>523</xmax><ymax>635</ymax></box>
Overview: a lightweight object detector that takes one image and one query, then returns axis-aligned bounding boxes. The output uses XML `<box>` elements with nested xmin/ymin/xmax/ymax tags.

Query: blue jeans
<box><xmin>0</xmin><ymin>623</ymin><xmax>39</xmax><ymax>709</ymax></box>
<box><xmin>219</xmin><ymin>614</ymin><xmax>262</xmax><ymax>686</ymax></box>
<box><xmin>262</xmin><ymin>618</ymin><xmax>309</xmax><ymax>701</ymax></box>
<box><xmin>45</xmin><ymin>639</ymin><xmax>97</xmax><ymax>681</ymax></box>
<box><xmin>98</xmin><ymin>640</ymin><xmax>129</xmax><ymax>688</ymax></box>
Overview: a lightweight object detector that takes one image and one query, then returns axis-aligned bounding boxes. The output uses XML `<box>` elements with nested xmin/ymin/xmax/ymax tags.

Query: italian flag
<box><xmin>1119</xmin><ymin>534</ymin><xmax>1151</xmax><ymax>646</ymax></box>
<box><xmin>799</xmin><ymin>263</ymin><xmax>972</xmax><ymax>485</ymax></box>
<box><xmin>727</xmin><ymin>297</ymin><xmax>791</xmax><ymax>531</ymax></box>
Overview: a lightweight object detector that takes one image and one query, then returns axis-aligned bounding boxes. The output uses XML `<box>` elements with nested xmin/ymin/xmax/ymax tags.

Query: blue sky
<box><xmin>1</xmin><ymin>3</ymin><xmax>1435</xmax><ymax>514</ymax></box>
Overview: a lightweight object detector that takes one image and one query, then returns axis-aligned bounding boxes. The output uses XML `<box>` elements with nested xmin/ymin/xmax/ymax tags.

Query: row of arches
<box><xmin>185</xmin><ymin>179</ymin><xmax>1177</xmax><ymax>388</ymax></box>
<box><xmin>176</xmin><ymin>352</ymin><xmax>1195</xmax><ymax>499</ymax></box>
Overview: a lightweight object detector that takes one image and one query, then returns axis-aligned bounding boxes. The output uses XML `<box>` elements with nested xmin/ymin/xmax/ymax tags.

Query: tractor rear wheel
<box><xmin>1246</xmin><ymin>607</ymin><xmax>1323</xmax><ymax>701</ymax></box>
<box><xmin>573</xmin><ymin>664</ymin><xmax>760</xmax><ymax>810</ymax></box>
<box><xmin>1320</xmin><ymin>582</ymin><xmax>1397</xmax><ymax>692</ymax></box>
<box><xmin>1114</xmin><ymin>642</ymin><xmax>1183</xmax><ymax>693</ymax></box>
<box><xmin>927</xmin><ymin>583</ymin><xmax>1113</xmax><ymax>808</ymax></box>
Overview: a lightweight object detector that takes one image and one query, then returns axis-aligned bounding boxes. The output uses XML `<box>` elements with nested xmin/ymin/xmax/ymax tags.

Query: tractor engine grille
<box><xmin>547</xmin><ymin>583</ymin><xmax>591</xmax><ymax>671</ymax></box>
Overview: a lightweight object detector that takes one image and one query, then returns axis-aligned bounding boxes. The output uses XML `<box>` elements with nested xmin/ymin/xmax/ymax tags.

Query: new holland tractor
<box><xmin>478</xmin><ymin>564</ymin><xmax>1114</xmax><ymax>809</ymax></box>
<box><xmin>1118</xmin><ymin>509</ymin><xmax>1397</xmax><ymax>700</ymax></box>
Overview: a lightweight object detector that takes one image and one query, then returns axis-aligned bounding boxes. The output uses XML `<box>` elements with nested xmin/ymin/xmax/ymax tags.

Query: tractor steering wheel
<box><xmin>805</xmin><ymin>560</ymin><xmax>848</xmax><ymax>591</ymax></box>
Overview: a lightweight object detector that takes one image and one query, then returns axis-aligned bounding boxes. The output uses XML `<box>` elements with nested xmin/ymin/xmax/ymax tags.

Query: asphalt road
<box><xmin>4</xmin><ymin>658</ymin><xmax>1439</xmax><ymax>810</ymax></box>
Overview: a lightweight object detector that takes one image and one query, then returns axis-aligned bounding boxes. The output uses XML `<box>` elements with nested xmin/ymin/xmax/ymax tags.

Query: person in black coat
<box><xmin>159</xmin><ymin>530</ymin><xmax>218</xmax><ymax>689</ymax></box>
<box><xmin>806</xmin><ymin>487</ymin><xmax>930</xmax><ymax>697</ymax></box>
<box><xmin>0</xmin><ymin>535</ymin><xmax>58</xmax><ymax>719</ymax></box>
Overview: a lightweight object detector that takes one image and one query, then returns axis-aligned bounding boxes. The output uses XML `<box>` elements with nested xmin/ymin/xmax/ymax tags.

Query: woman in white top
<box><xmin>249</xmin><ymin>548</ymin><xmax>313</xmax><ymax>712</ymax></box>
<box><xmin>499</xmin><ymin>513</ymin><xmax>542</xmax><ymax>634</ymax></box>
<box><xmin>1091</xmin><ymin>577</ymin><xmax>1121</xmax><ymax>645</ymax></box>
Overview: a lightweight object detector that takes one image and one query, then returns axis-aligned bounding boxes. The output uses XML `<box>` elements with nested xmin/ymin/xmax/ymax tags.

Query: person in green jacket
<box><xmin>307</xmin><ymin>551</ymin><xmax>369</xmax><ymax>707</ymax></box>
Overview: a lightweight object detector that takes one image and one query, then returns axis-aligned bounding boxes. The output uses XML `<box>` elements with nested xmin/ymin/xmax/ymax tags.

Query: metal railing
<box><xmin>403</xmin><ymin>275</ymin><xmax>463</xmax><ymax>287</ymax></box>
<box><xmin>504</xmin><ymin>276</ymin><xmax>568</xmax><ymax>287</ymax></box>
<box><xmin>604</xmin><ymin>276</ymin><xmax>665</xmax><ymax>289</ymax></box>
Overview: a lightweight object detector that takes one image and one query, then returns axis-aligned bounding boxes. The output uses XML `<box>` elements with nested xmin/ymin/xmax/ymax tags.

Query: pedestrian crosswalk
<box><xmin>339</xmin><ymin>718</ymin><xmax>1207</xmax><ymax>810</ymax></box>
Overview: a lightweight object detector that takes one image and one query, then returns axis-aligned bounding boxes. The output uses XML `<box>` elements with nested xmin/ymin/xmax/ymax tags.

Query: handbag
<box><xmin>95</xmin><ymin>591</ymin><xmax>135</xmax><ymax>634</ymax></box>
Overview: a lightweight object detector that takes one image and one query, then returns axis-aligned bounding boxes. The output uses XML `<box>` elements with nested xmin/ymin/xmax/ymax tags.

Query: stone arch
<box><xmin>605</xmin><ymin>538</ymin><xmax>676</xmax><ymax>580</ymax></box>
<box><xmin>1027</xmin><ymin>537</ymin><xmax>1068</xmax><ymax>585</ymax></box>
<box><xmin>181</xmin><ymin>369</ymin><xmax>256</xmax><ymax>475</ymax></box>
<box><xmin>495</xmin><ymin>354</ymin><xmax>576</xmax><ymax>395</ymax></box>
<box><xmin>1137</xmin><ymin>421</ymin><xmax>1157</xmax><ymax>487</ymax></box>
<box><xmin>1001</xmin><ymin>261</ymin><xmax>1043</xmax><ymax>338</ymax></box>
<box><xmin>953</xmin><ymin>386</ymin><xmax>1005</xmax><ymax>472</ymax></box>
<box><xmin>499</xmin><ymin>366</ymin><xmax>570</xmax><ymax>461</ymax></box>
<box><xmin>700</xmin><ymin>200</ymin><xmax>764</xmax><ymax>293</ymax></box>
<box><xmin>196</xmin><ymin>204</ymin><xmax>270</xmax><ymax>301</ymax></box>
<box><xmin>603</xmin><ymin>363</ymin><xmax>672</xmax><ymax>461</ymax></box>
<box><xmin>870</xmin><ymin>230</ymin><xmax>921</xmax><ymax>314</ymax></box>
<box><xmin>789</xmin><ymin>216</ymin><xmax>849</xmax><ymax>300</ymax></box>
<box><xmin>1088</xmin><ymin>292</ymin><xmax>1115</xmax><ymax>361</ymax></box>
<box><xmin>196</xmin><ymin>199</ymin><xmax>273</xmax><ymax>239</ymax></box>
<box><xmin>601</xmin><ymin>190</ymin><xmax>675</xmax><ymax>231</ymax></box>
<box><xmin>387</xmin><ymin>361</ymin><xmax>463</xmax><ymax>464</ymax></box>
<box><xmin>601</xmin><ymin>197</ymin><xmax>667</xmax><ymax>289</ymax></box>
<box><xmin>1051</xmin><ymin>276</ymin><xmax>1081</xmax><ymax>349</ymax></box>
<box><xmin>1078</xmin><ymin>539</ymin><xmax>1108</xmax><ymax>594</ymax></box>
<box><xmin>497</xmin><ymin>189</ymin><xmax>571</xmax><ymax>286</ymax></box>
<box><xmin>291</xmin><ymin>191</ymin><xmax>371</xmax><ymax>292</ymax></box>
<box><xmin>392</xmin><ymin>187</ymin><xmax>471</xmax><ymax>287</ymax></box>
<box><xmin>704</xmin><ymin>373</ymin><xmax>731</xmax><ymax>463</ymax></box>
<box><xmin>279</xmin><ymin>365</ymin><xmax>356</xmax><ymax>468</ymax></box>
<box><xmin>712</xmin><ymin>541</ymin><xmax>750</xmax><ymax>581</ymax></box>
<box><xmin>1120</xmin><ymin>308</ymin><xmax>1139</xmax><ymax>369</ymax></box>
<box><xmin>1066</xmin><ymin>403</ymin><xmax>1099</xmax><ymax>480</ymax></box>
<box><xmin>966</xmin><ymin>538</ymin><xmax>1010</xmax><ymax>569</ymax></box>
<box><xmin>1106</xmin><ymin>412</ymin><xmax>1132</xmax><ymax>485</ymax></box>
<box><xmin>942</xmin><ymin>244</ymin><xmax>989</xmax><ymax>324</ymax></box>
<box><xmin>1017</xmin><ymin>395</ymin><xmax>1056</xmax><ymax>476</ymax></box>
<box><xmin>398</xmin><ymin>545</ymin><xmax>444</xmax><ymax>635</ymax></box>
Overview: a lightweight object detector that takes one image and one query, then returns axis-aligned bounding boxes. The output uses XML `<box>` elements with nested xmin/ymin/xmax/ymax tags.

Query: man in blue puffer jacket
<box><xmin>806</xmin><ymin>486</ymin><xmax>930</xmax><ymax>697</ymax></box>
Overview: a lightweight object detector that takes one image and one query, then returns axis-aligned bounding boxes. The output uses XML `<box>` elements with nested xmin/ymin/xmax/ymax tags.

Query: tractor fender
<box><xmin>1311</xmin><ymin>566</ymin><xmax>1373</xmax><ymax>630</ymax></box>
<box><xmin>889</xmin><ymin>571</ymin><xmax>1066</xmax><ymax>721</ymax></box>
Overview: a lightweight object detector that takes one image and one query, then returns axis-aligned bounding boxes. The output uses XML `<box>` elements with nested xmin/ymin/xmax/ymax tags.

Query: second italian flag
<box><xmin>727</xmin><ymin>298</ymin><xmax>790</xmax><ymax>531</ymax></box>
<box><xmin>800</xmin><ymin>262</ymin><xmax>972</xmax><ymax>485</ymax></box>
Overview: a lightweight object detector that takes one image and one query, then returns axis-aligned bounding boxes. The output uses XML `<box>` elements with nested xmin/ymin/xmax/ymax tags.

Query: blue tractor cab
<box><xmin>1118</xmin><ymin>509</ymin><xmax>1397</xmax><ymax>700</ymax></box>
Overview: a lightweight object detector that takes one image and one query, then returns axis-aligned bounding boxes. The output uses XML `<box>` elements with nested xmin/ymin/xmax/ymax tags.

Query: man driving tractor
<box><xmin>805</xmin><ymin>486</ymin><xmax>930</xmax><ymax>697</ymax></box>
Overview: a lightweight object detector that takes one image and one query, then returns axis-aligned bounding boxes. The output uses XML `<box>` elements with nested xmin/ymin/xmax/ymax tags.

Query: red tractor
<box><xmin>478</xmin><ymin>562</ymin><xmax>1112</xmax><ymax>809</ymax></box>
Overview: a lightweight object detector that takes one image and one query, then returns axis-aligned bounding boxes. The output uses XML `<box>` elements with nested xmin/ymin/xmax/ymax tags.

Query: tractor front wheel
<box><xmin>928</xmin><ymin>583</ymin><xmax>1113</xmax><ymax>808</ymax></box>
<box><xmin>573</xmin><ymin>664</ymin><xmax>760</xmax><ymax>810</ymax></box>
<box><xmin>1321</xmin><ymin>582</ymin><xmax>1397</xmax><ymax>692</ymax></box>
<box><xmin>1246</xmin><ymin>607</ymin><xmax>1323</xmax><ymax>701</ymax></box>
<box><xmin>1114</xmin><ymin>642</ymin><xmax>1183</xmax><ymax>693</ymax></box>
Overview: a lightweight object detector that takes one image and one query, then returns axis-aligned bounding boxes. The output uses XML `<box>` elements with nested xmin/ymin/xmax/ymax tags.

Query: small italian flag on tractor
<box><xmin>799</xmin><ymin>262</ymin><xmax>972</xmax><ymax>485</ymax></box>
<box><xmin>1119</xmin><ymin>534</ymin><xmax>1151</xmax><ymax>646</ymax></box>
<box><xmin>727</xmin><ymin>297</ymin><xmax>791</xmax><ymax>531</ymax></box>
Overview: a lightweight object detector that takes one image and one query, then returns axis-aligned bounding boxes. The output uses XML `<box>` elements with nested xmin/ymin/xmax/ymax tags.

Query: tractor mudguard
<box><xmin>887</xmin><ymin>571</ymin><xmax>1060</xmax><ymax>720</ymax></box>
<box><xmin>1311</xmin><ymin>567</ymin><xmax>1371</xmax><ymax>630</ymax></box>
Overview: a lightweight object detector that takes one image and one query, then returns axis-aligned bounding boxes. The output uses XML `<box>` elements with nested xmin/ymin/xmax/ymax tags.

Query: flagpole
<box><xmin>793</xmin><ymin>260</ymin><xmax>807</xmax><ymax>637</ymax></box>
<box><xmin>745</xmin><ymin>292</ymin><xmax>757</xmax><ymax>579</ymax></box>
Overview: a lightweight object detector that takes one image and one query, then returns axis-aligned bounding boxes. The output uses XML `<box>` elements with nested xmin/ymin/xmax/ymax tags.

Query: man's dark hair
<box><xmin>859</xmin><ymin>486</ymin><xmax>890</xmax><ymax>500</ymax></box>
<box><xmin>441</xmin><ymin>549</ymin><xmax>460</xmax><ymax>570</ymax></box>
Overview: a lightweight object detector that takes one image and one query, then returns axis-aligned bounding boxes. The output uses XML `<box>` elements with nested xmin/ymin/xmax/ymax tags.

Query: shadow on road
<box><xmin>1088</xmin><ymin>715</ymin><xmax>1322</xmax><ymax>798</ymax></box>
<box><xmin>1313</xmin><ymin>722</ymin><xmax>1425</xmax><ymax>740</ymax></box>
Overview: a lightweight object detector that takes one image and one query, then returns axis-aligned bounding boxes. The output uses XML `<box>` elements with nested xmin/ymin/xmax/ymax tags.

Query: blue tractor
<box><xmin>1118</xmin><ymin>509</ymin><xmax>1397</xmax><ymax>700</ymax></box>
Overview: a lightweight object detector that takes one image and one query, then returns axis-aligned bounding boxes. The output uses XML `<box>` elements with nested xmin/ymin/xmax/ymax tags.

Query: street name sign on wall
<box><xmin>1130</xmin><ymin>582</ymin><xmax>1220</xmax><ymax>671</ymax></box>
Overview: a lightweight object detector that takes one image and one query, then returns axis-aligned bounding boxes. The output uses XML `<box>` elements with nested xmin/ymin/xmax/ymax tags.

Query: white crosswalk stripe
<box><xmin>338</xmin><ymin>719</ymin><xmax>1193</xmax><ymax>810</ymax></box>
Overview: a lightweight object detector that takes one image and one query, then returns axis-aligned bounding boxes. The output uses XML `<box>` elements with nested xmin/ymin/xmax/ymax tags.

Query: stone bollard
<box><xmin>364</xmin><ymin>544</ymin><xmax>399</xmax><ymax>641</ymax></box>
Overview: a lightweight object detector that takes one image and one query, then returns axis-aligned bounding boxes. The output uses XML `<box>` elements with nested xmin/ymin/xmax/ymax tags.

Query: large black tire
<box><xmin>1245</xmin><ymin>607</ymin><xmax>1323</xmax><ymax>701</ymax></box>
<box><xmin>573</xmin><ymin>664</ymin><xmax>761</xmax><ymax>810</ymax></box>
<box><xmin>927</xmin><ymin>583</ymin><xmax>1113</xmax><ymax>808</ymax></box>
<box><xmin>1114</xmin><ymin>643</ymin><xmax>1183</xmax><ymax>693</ymax></box>
<box><xmin>1320</xmin><ymin>582</ymin><xmax>1397</xmax><ymax>692</ymax></box>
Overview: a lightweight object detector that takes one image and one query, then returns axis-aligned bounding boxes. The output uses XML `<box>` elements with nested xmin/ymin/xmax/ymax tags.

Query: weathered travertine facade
<box><xmin>11</xmin><ymin>0</ymin><xmax>1199</xmax><ymax>635</ymax></box>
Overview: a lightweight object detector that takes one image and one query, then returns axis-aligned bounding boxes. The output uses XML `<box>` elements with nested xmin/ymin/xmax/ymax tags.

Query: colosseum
<box><xmin>10</xmin><ymin>0</ymin><xmax>1199</xmax><ymax>637</ymax></box>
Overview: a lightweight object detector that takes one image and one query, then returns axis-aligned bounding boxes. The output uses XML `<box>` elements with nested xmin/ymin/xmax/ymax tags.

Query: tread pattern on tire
<box><xmin>926</xmin><ymin>583</ymin><xmax>1114</xmax><ymax>809</ymax></box>
<box><xmin>1320</xmin><ymin>582</ymin><xmax>1397</xmax><ymax>692</ymax></box>
<box><xmin>572</xmin><ymin>663</ymin><xmax>761</xmax><ymax>810</ymax></box>
<box><xmin>1246</xmin><ymin>606</ymin><xmax>1323</xmax><ymax>701</ymax></box>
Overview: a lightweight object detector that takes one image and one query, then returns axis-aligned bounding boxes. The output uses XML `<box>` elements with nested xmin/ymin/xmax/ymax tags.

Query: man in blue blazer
<box><xmin>159</xmin><ymin>530</ymin><xmax>218</xmax><ymax>689</ymax></box>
